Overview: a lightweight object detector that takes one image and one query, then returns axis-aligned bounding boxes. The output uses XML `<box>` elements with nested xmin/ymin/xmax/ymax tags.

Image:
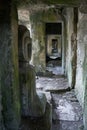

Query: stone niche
<box><xmin>46</xmin><ymin>35</ymin><xmax>62</xmax><ymax>59</ymax></box>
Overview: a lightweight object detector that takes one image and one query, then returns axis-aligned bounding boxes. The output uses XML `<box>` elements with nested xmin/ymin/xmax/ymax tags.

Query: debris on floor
<box><xmin>36</xmin><ymin>72</ymin><xmax>83</xmax><ymax>130</ymax></box>
<box><xmin>20</xmin><ymin>64</ymin><xmax>83</xmax><ymax>130</ymax></box>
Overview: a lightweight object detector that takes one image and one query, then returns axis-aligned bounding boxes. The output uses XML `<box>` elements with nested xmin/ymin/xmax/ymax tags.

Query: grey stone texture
<box><xmin>20</xmin><ymin>64</ymin><xmax>47</xmax><ymax>117</ymax></box>
<box><xmin>29</xmin><ymin>9</ymin><xmax>64</xmax><ymax>73</ymax></box>
<box><xmin>65</xmin><ymin>8</ymin><xmax>75</xmax><ymax>88</ymax></box>
<box><xmin>36</xmin><ymin>76</ymin><xmax>70</xmax><ymax>92</ymax></box>
<box><xmin>75</xmin><ymin>12</ymin><xmax>87</xmax><ymax>107</ymax></box>
<box><xmin>0</xmin><ymin>2</ymin><xmax>21</xmax><ymax>130</ymax></box>
<box><xmin>18</xmin><ymin>25</ymin><xmax>47</xmax><ymax>117</ymax></box>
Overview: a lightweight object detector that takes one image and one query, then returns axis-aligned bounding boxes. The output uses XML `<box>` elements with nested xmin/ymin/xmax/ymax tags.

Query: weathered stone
<box><xmin>18</xmin><ymin>25</ymin><xmax>47</xmax><ymax>117</ymax></box>
<box><xmin>55</xmin><ymin>99</ymin><xmax>79</xmax><ymax>121</ymax></box>
<box><xmin>0</xmin><ymin>73</ymin><xmax>5</xmax><ymax>130</ymax></box>
<box><xmin>43</xmin><ymin>102</ymin><xmax>52</xmax><ymax>130</ymax></box>
<box><xmin>20</xmin><ymin>63</ymin><xmax>47</xmax><ymax>117</ymax></box>
<box><xmin>79</xmin><ymin>2</ymin><xmax>87</xmax><ymax>14</ymax></box>
<box><xmin>29</xmin><ymin>8</ymin><xmax>64</xmax><ymax>74</ymax></box>
<box><xmin>75</xmin><ymin>12</ymin><xmax>87</xmax><ymax>107</ymax></box>
<box><xmin>0</xmin><ymin>2</ymin><xmax>21</xmax><ymax>130</ymax></box>
<box><xmin>36</xmin><ymin>76</ymin><xmax>70</xmax><ymax>92</ymax></box>
<box><xmin>52</xmin><ymin>90</ymin><xmax>83</xmax><ymax>130</ymax></box>
<box><xmin>43</xmin><ymin>92</ymin><xmax>52</xmax><ymax>103</ymax></box>
<box><xmin>71</xmin><ymin>33</ymin><xmax>77</xmax><ymax>88</ymax></box>
<box><xmin>16</xmin><ymin>0</ymin><xmax>81</xmax><ymax>8</ymax></box>
<box><xmin>65</xmin><ymin>8</ymin><xmax>74</xmax><ymax>88</ymax></box>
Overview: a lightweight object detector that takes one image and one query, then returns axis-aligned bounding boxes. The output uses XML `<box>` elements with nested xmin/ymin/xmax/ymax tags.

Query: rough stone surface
<box><xmin>20</xmin><ymin>63</ymin><xmax>47</xmax><ymax>117</ymax></box>
<box><xmin>76</xmin><ymin>13</ymin><xmax>87</xmax><ymax>130</ymax></box>
<box><xmin>16</xmin><ymin>0</ymin><xmax>82</xmax><ymax>8</ymax></box>
<box><xmin>0</xmin><ymin>3</ymin><xmax>21</xmax><ymax>130</ymax></box>
<box><xmin>18</xmin><ymin>26</ymin><xmax>47</xmax><ymax>117</ymax></box>
<box><xmin>75</xmin><ymin>12</ymin><xmax>87</xmax><ymax>107</ymax></box>
<box><xmin>29</xmin><ymin>8</ymin><xmax>63</xmax><ymax>73</ymax></box>
<box><xmin>46</xmin><ymin>66</ymin><xmax>63</xmax><ymax>75</ymax></box>
<box><xmin>29</xmin><ymin>74</ymin><xmax>83</xmax><ymax>130</ymax></box>
<box><xmin>0</xmin><ymin>76</ymin><xmax>5</xmax><ymax>130</ymax></box>
<box><xmin>52</xmin><ymin>90</ymin><xmax>83</xmax><ymax>130</ymax></box>
<box><xmin>36</xmin><ymin>76</ymin><xmax>70</xmax><ymax>92</ymax></box>
<box><xmin>43</xmin><ymin>92</ymin><xmax>52</xmax><ymax>103</ymax></box>
<box><xmin>20</xmin><ymin>102</ymin><xmax>52</xmax><ymax>130</ymax></box>
<box><xmin>65</xmin><ymin>8</ymin><xmax>74</xmax><ymax>88</ymax></box>
<box><xmin>43</xmin><ymin>102</ymin><xmax>52</xmax><ymax>130</ymax></box>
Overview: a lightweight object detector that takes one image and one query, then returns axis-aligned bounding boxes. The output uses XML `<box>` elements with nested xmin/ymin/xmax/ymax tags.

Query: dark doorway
<box><xmin>52</xmin><ymin>39</ymin><xmax>58</xmax><ymax>54</ymax></box>
<box><xmin>46</xmin><ymin>23</ymin><xmax>62</xmax><ymax>35</ymax></box>
<box><xmin>45</xmin><ymin>23</ymin><xmax>62</xmax><ymax>71</ymax></box>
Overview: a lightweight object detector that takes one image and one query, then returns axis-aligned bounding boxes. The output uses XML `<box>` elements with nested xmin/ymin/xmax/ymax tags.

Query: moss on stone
<box><xmin>0</xmin><ymin>3</ymin><xmax>20</xmax><ymax>130</ymax></box>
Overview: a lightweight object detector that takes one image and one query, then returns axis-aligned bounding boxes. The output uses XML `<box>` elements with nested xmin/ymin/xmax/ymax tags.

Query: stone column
<box><xmin>75</xmin><ymin>8</ymin><xmax>87</xmax><ymax>130</ymax></box>
<box><xmin>82</xmin><ymin>14</ymin><xmax>87</xmax><ymax>130</ymax></box>
<box><xmin>0</xmin><ymin>1</ymin><xmax>20</xmax><ymax>130</ymax></box>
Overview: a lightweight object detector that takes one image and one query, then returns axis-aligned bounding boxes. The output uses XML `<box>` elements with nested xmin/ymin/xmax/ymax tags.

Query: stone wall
<box><xmin>29</xmin><ymin>9</ymin><xmax>64</xmax><ymax>73</ymax></box>
<box><xmin>0</xmin><ymin>72</ymin><xmax>4</xmax><ymax>130</ymax></box>
<box><xmin>74</xmin><ymin>10</ymin><xmax>87</xmax><ymax>130</ymax></box>
<box><xmin>75</xmin><ymin>11</ymin><xmax>87</xmax><ymax>107</ymax></box>
<box><xmin>0</xmin><ymin>1</ymin><xmax>20</xmax><ymax>130</ymax></box>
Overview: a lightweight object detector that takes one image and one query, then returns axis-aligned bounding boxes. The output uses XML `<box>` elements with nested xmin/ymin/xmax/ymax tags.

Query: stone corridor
<box><xmin>1</xmin><ymin>1</ymin><xmax>87</xmax><ymax>130</ymax></box>
<box><xmin>19</xmin><ymin>70</ymin><xmax>83</xmax><ymax>130</ymax></box>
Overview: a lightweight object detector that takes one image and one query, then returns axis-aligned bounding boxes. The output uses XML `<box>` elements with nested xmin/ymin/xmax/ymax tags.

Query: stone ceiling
<box><xmin>16</xmin><ymin>0</ymin><xmax>87</xmax><ymax>13</ymax></box>
<box><xmin>16</xmin><ymin>0</ymin><xmax>80</xmax><ymax>7</ymax></box>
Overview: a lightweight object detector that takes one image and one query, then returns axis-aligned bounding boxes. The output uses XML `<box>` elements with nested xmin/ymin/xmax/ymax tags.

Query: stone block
<box><xmin>43</xmin><ymin>102</ymin><xmax>52</xmax><ymax>130</ymax></box>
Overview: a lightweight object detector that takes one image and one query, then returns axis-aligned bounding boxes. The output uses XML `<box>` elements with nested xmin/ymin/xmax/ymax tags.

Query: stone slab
<box><xmin>36</xmin><ymin>77</ymin><xmax>70</xmax><ymax>92</ymax></box>
<box><xmin>54</xmin><ymin>99</ymin><xmax>79</xmax><ymax>121</ymax></box>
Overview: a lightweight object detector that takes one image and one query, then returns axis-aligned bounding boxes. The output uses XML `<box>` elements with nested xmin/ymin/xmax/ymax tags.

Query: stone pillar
<box><xmin>0</xmin><ymin>1</ymin><xmax>20</xmax><ymax>130</ymax></box>
<box><xmin>82</xmin><ymin>14</ymin><xmax>87</xmax><ymax>130</ymax></box>
<box><xmin>75</xmin><ymin>9</ymin><xmax>87</xmax><ymax>130</ymax></box>
<box><xmin>71</xmin><ymin>33</ymin><xmax>77</xmax><ymax>88</ymax></box>
<box><xmin>18</xmin><ymin>25</ymin><xmax>47</xmax><ymax>117</ymax></box>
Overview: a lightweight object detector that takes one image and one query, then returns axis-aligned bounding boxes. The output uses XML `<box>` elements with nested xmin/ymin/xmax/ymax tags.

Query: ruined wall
<box><xmin>0</xmin><ymin>1</ymin><xmax>20</xmax><ymax>130</ymax></box>
<box><xmin>65</xmin><ymin>8</ymin><xmax>74</xmax><ymax>88</ymax></box>
<box><xmin>30</xmin><ymin>9</ymin><xmax>63</xmax><ymax>73</ymax></box>
<box><xmin>75</xmin><ymin>11</ymin><xmax>87</xmax><ymax>107</ymax></box>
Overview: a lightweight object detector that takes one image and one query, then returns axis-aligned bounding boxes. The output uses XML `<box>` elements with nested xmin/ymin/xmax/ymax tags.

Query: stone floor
<box><xmin>36</xmin><ymin>76</ymin><xmax>70</xmax><ymax>92</ymax></box>
<box><xmin>20</xmin><ymin>62</ymin><xmax>84</xmax><ymax>130</ymax></box>
<box><xmin>52</xmin><ymin>91</ymin><xmax>83</xmax><ymax>130</ymax></box>
<box><xmin>36</xmin><ymin>74</ymin><xmax>83</xmax><ymax>130</ymax></box>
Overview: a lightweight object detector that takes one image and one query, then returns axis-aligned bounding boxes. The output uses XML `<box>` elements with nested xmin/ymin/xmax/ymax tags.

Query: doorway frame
<box><xmin>45</xmin><ymin>21</ymin><xmax>65</xmax><ymax>74</ymax></box>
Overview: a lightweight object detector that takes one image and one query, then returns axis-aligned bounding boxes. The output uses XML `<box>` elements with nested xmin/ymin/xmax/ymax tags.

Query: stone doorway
<box><xmin>45</xmin><ymin>22</ymin><xmax>63</xmax><ymax>75</ymax></box>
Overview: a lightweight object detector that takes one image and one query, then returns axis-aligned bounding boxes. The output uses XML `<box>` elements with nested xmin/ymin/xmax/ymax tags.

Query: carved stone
<box><xmin>18</xmin><ymin>25</ymin><xmax>47</xmax><ymax>117</ymax></box>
